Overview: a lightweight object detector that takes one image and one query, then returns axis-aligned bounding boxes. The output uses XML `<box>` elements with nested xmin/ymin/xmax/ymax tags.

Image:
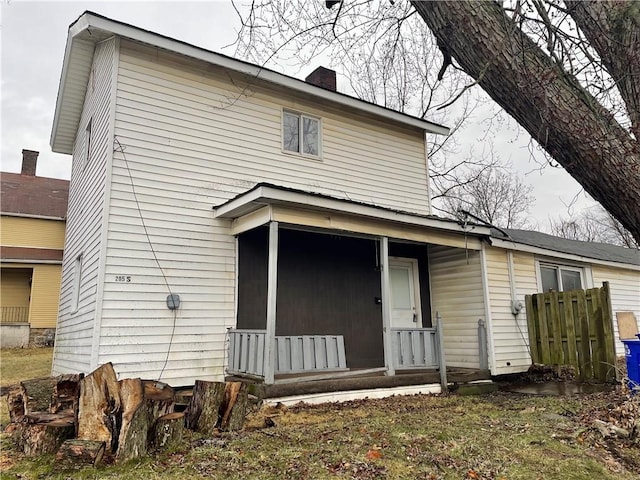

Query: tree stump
<box><xmin>16</xmin><ymin>417</ymin><xmax>75</xmax><ymax>455</ymax></box>
<box><xmin>174</xmin><ymin>389</ymin><xmax>192</xmax><ymax>413</ymax></box>
<box><xmin>143</xmin><ymin>380</ymin><xmax>175</xmax><ymax>427</ymax></box>
<box><xmin>115</xmin><ymin>378</ymin><xmax>148</xmax><ymax>463</ymax></box>
<box><xmin>7</xmin><ymin>385</ymin><xmax>25</xmax><ymax>422</ymax></box>
<box><xmin>56</xmin><ymin>439</ymin><xmax>106</xmax><ymax>467</ymax></box>
<box><xmin>151</xmin><ymin>412</ymin><xmax>185</xmax><ymax>450</ymax></box>
<box><xmin>220</xmin><ymin>382</ymin><xmax>248</xmax><ymax>432</ymax></box>
<box><xmin>184</xmin><ymin>380</ymin><xmax>225</xmax><ymax>435</ymax></box>
<box><xmin>51</xmin><ymin>373</ymin><xmax>83</xmax><ymax>414</ymax></box>
<box><xmin>77</xmin><ymin>363</ymin><xmax>121</xmax><ymax>453</ymax></box>
<box><xmin>20</xmin><ymin>377</ymin><xmax>56</xmax><ymax>414</ymax></box>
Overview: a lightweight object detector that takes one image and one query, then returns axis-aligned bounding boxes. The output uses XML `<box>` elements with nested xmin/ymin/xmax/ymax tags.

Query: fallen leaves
<box><xmin>365</xmin><ymin>447</ymin><xmax>382</xmax><ymax>460</ymax></box>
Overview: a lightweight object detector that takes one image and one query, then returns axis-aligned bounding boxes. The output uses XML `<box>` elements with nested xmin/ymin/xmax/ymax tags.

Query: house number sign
<box><xmin>114</xmin><ymin>275</ymin><xmax>132</xmax><ymax>283</ymax></box>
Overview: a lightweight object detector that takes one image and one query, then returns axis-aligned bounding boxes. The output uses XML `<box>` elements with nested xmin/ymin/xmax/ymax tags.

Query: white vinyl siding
<box><xmin>52</xmin><ymin>39</ymin><xmax>116</xmax><ymax>375</ymax></box>
<box><xmin>485</xmin><ymin>247</ymin><xmax>539</xmax><ymax>375</ymax></box>
<box><xmin>592</xmin><ymin>265</ymin><xmax>640</xmax><ymax>356</ymax></box>
<box><xmin>114</xmin><ymin>40</ymin><xmax>429</xmax><ymax>212</ymax></box>
<box><xmin>87</xmin><ymin>39</ymin><xmax>432</xmax><ymax>386</ymax></box>
<box><xmin>428</xmin><ymin>245</ymin><xmax>485</xmax><ymax>368</ymax></box>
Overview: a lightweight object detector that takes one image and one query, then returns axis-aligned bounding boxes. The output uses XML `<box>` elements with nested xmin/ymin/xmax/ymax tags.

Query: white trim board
<box><xmin>264</xmin><ymin>383</ymin><xmax>442</xmax><ymax>406</ymax></box>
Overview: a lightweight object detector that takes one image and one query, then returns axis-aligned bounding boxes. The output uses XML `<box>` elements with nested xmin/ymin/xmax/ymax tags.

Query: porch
<box><xmin>214</xmin><ymin>184</ymin><xmax>493</xmax><ymax>391</ymax></box>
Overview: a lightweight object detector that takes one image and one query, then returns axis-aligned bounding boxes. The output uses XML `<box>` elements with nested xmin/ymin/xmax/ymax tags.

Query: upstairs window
<box><xmin>539</xmin><ymin>263</ymin><xmax>583</xmax><ymax>292</ymax></box>
<box><xmin>283</xmin><ymin>110</ymin><xmax>320</xmax><ymax>157</ymax></box>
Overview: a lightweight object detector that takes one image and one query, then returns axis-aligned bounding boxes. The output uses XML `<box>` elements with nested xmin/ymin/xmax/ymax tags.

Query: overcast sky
<box><xmin>1</xmin><ymin>0</ymin><xmax>595</xmax><ymax>227</ymax></box>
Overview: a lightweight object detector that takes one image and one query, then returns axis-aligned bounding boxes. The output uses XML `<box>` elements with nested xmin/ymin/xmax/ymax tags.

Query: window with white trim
<box><xmin>282</xmin><ymin>110</ymin><xmax>320</xmax><ymax>156</ymax></box>
<box><xmin>71</xmin><ymin>253</ymin><xmax>83</xmax><ymax>313</ymax></box>
<box><xmin>539</xmin><ymin>263</ymin><xmax>584</xmax><ymax>292</ymax></box>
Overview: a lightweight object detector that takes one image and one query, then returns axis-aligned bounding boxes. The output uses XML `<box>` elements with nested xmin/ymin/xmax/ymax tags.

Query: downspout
<box><xmin>479</xmin><ymin>241</ymin><xmax>496</xmax><ymax>375</ymax></box>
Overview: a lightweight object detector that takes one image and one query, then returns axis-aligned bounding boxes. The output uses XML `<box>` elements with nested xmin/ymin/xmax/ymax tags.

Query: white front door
<box><xmin>389</xmin><ymin>258</ymin><xmax>421</xmax><ymax>328</ymax></box>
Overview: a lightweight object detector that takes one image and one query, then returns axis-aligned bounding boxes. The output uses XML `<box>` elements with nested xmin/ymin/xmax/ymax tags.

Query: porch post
<box><xmin>380</xmin><ymin>236</ymin><xmax>395</xmax><ymax>376</ymax></box>
<box><xmin>264</xmin><ymin>221</ymin><xmax>279</xmax><ymax>384</ymax></box>
<box><xmin>436</xmin><ymin>312</ymin><xmax>448</xmax><ymax>390</ymax></box>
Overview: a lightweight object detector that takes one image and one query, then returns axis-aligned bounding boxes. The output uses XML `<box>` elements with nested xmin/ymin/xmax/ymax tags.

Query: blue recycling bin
<box><xmin>623</xmin><ymin>334</ymin><xmax>640</xmax><ymax>393</ymax></box>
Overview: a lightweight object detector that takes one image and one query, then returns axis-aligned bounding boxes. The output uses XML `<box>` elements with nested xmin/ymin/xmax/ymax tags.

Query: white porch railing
<box><xmin>391</xmin><ymin>328</ymin><xmax>440</xmax><ymax>369</ymax></box>
<box><xmin>227</xmin><ymin>329</ymin><xmax>347</xmax><ymax>378</ymax></box>
<box><xmin>228</xmin><ymin>325</ymin><xmax>444</xmax><ymax>381</ymax></box>
<box><xmin>227</xmin><ymin>329</ymin><xmax>266</xmax><ymax>377</ymax></box>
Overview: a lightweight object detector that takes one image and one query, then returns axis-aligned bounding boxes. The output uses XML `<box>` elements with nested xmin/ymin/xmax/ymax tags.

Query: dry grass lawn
<box><xmin>1</xmin><ymin>348</ymin><xmax>639</xmax><ymax>479</ymax></box>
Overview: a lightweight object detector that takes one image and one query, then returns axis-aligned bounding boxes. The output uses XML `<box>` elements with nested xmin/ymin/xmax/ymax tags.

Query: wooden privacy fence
<box><xmin>525</xmin><ymin>282</ymin><xmax>616</xmax><ymax>382</ymax></box>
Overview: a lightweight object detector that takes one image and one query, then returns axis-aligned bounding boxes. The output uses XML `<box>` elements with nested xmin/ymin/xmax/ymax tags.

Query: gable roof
<box><xmin>51</xmin><ymin>11</ymin><xmax>450</xmax><ymax>155</ymax></box>
<box><xmin>492</xmin><ymin>228</ymin><xmax>640</xmax><ymax>267</ymax></box>
<box><xmin>1</xmin><ymin>171</ymin><xmax>69</xmax><ymax>219</ymax></box>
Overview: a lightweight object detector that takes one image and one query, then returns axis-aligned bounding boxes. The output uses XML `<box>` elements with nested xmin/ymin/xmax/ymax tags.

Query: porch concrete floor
<box><xmin>228</xmin><ymin>367</ymin><xmax>491</xmax><ymax>399</ymax></box>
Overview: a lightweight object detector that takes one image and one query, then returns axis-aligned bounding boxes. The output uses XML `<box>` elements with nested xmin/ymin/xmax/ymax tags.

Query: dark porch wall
<box><xmin>236</xmin><ymin>227</ymin><xmax>269</xmax><ymax>330</ymax></box>
<box><xmin>235</xmin><ymin>229</ymin><xmax>433</xmax><ymax>368</ymax></box>
<box><xmin>236</xmin><ymin>227</ymin><xmax>384</xmax><ymax>368</ymax></box>
<box><xmin>388</xmin><ymin>242</ymin><xmax>433</xmax><ymax>328</ymax></box>
<box><xmin>277</xmin><ymin>230</ymin><xmax>384</xmax><ymax>369</ymax></box>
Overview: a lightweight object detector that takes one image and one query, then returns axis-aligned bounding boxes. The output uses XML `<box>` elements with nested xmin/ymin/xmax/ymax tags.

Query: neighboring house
<box><xmin>0</xmin><ymin>150</ymin><xmax>69</xmax><ymax>347</ymax></box>
<box><xmin>49</xmin><ymin>12</ymin><xmax>639</xmax><ymax>394</ymax></box>
<box><xmin>486</xmin><ymin>229</ymin><xmax>639</xmax><ymax>372</ymax></box>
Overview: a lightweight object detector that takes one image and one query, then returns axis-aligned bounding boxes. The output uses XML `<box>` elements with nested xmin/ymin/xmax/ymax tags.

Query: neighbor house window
<box><xmin>283</xmin><ymin>110</ymin><xmax>320</xmax><ymax>156</ymax></box>
<box><xmin>71</xmin><ymin>254</ymin><xmax>83</xmax><ymax>313</ymax></box>
<box><xmin>539</xmin><ymin>263</ymin><xmax>583</xmax><ymax>292</ymax></box>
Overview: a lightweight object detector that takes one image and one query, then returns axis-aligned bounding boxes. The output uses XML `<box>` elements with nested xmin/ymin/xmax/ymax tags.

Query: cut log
<box><xmin>77</xmin><ymin>363</ymin><xmax>121</xmax><ymax>453</ymax></box>
<box><xmin>115</xmin><ymin>378</ymin><xmax>148</xmax><ymax>463</ymax></box>
<box><xmin>174</xmin><ymin>389</ymin><xmax>193</xmax><ymax>413</ymax></box>
<box><xmin>20</xmin><ymin>377</ymin><xmax>56</xmax><ymax>414</ymax></box>
<box><xmin>23</xmin><ymin>412</ymin><xmax>74</xmax><ymax>425</ymax></box>
<box><xmin>7</xmin><ymin>385</ymin><xmax>24</xmax><ymax>422</ymax></box>
<box><xmin>51</xmin><ymin>373</ymin><xmax>83</xmax><ymax>414</ymax></box>
<box><xmin>185</xmin><ymin>380</ymin><xmax>225</xmax><ymax>435</ymax></box>
<box><xmin>151</xmin><ymin>412</ymin><xmax>185</xmax><ymax>450</ymax></box>
<box><xmin>143</xmin><ymin>380</ymin><xmax>175</xmax><ymax>427</ymax></box>
<box><xmin>16</xmin><ymin>419</ymin><xmax>75</xmax><ymax>455</ymax></box>
<box><xmin>56</xmin><ymin>439</ymin><xmax>106</xmax><ymax>467</ymax></box>
<box><xmin>219</xmin><ymin>382</ymin><xmax>248</xmax><ymax>432</ymax></box>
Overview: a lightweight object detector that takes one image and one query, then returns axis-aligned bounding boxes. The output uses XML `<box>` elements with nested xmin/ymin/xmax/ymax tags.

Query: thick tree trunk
<box><xmin>185</xmin><ymin>380</ymin><xmax>225</xmax><ymax>435</ymax></box>
<box><xmin>56</xmin><ymin>439</ymin><xmax>106</xmax><ymax>467</ymax></box>
<box><xmin>219</xmin><ymin>382</ymin><xmax>248</xmax><ymax>432</ymax></box>
<box><xmin>115</xmin><ymin>378</ymin><xmax>148</xmax><ymax>464</ymax></box>
<box><xmin>143</xmin><ymin>380</ymin><xmax>175</xmax><ymax>427</ymax></box>
<box><xmin>77</xmin><ymin>363</ymin><xmax>121</xmax><ymax>453</ymax></box>
<box><xmin>411</xmin><ymin>1</ymin><xmax>640</xmax><ymax>243</ymax></box>
<box><xmin>565</xmin><ymin>1</ymin><xmax>640</xmax><ymax>142</ymax></box>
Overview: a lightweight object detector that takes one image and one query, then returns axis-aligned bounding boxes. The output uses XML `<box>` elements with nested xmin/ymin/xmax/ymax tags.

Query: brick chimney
<box><xmin>305</xmin><ymin>66</ymin><xmax>336</xmax><ymax>92</ymax></box>
<box><xmin>21</xmin><ymin>149</ymin><xmax>39</xmax><ymax>176</ymax></box>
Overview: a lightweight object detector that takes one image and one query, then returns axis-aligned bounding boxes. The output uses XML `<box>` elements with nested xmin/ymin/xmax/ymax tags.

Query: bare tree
<box><xmin>233</xmin><ymin>0</ymin><xmax>640</xmax><ymax>243</ymax></box>
<box><xmin>231</xmin><ymin>0</ymin><xmax>502</xmax><ymax>204</ymax></box>
<box><xmin>550</xmin><ymin>207</ymin><xmax>639</xmax><ymax>248</ymax></box>
<box><xmin>439</xmin><ymin>162</ymin><xmax>535</xmax><ymax>229</ymax></box>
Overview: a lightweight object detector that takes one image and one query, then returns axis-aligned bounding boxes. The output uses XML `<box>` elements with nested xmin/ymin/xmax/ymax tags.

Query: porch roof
<box><xmin>212</xmin><ymin>183</ymin><xmax>491</xmax><ymax>247</ymax></box>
